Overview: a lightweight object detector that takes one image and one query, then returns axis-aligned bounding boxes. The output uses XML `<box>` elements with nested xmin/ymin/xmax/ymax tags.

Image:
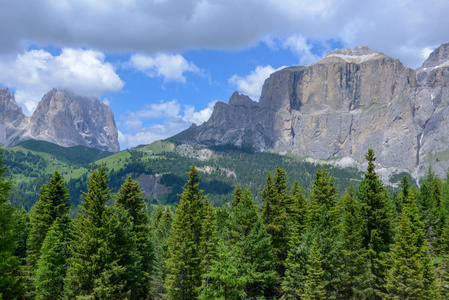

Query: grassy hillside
<box><xmin>4</xmin><ymin>139</ymin><xmax>409</xmax><ymax>212</ymax></box>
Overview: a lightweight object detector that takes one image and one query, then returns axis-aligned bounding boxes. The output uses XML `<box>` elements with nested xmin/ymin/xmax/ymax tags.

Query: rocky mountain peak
<box><xmin>228</xmin><ymin>91</ymin><xmax>258</xmax><ymax>107</ymax></box>
<box><xmin>422</xmin><ymin>43</ymin><xmax>449</xmax><ymax>68</ymax></box>
<box><xmin>0</xmin><ymin>88</ymin><xmax>25</xmax><ymax>126</ymax></box>
<box><xmin>0</xmin><ymin>87</ymin><xmax>120</xmax><ymax>152</ymax></box>
<box><xmin>323</xmin><ymin>45</ymin><xmax>382</xmax><ymax>64</ymax></box>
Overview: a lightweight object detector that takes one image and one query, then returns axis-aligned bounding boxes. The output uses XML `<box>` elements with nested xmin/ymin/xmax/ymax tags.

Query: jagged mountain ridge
<box><xmin>173</xmin><ymin>44</ymin><xmax>449</xmax><ymax>180</ymax></box>
<box><xmin>0</xmin><ymin>88</ymin><xmax>120</xmax><ymax>152</ymax></box>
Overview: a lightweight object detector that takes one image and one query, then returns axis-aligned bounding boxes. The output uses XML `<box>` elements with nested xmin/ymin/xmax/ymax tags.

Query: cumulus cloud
<box><xmin>1</xmin><ymin>0</ymin><xmax>449</xmax><ymax>68</ymax></box>
<box><xmin>282</xmin><ymin>35</ymin><xmax>323</xmax><ymax>65</ymax></box>
<box><xmin>128</xmin><ymin>53</ymin><xmax>200</xmax><ymax>83</ymax></box>
<box><xmin>229</xmin><ymin>65</ymin><xmax>285</xmax><ymax>101</ymax></box>
<box><xmin>0</xmin><ymin>48</ymin><xmax>124</xmax><ymax>114</ymax></box>
<box><xmin>118</xmin><ymin>99</ymin><xmax>216</xmax><ymax>149</ymax></box>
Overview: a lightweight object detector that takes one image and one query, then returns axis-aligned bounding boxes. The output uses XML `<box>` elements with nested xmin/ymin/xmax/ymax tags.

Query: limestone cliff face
<box><xmin>177</xmin><ymin>44</ymin><xmax>449</xmax><ymax>179</ymax></box>
<box><xmin>0</xmin><ymin>88</ymin><xmax>120</xmax><ymax>152</ymax></box>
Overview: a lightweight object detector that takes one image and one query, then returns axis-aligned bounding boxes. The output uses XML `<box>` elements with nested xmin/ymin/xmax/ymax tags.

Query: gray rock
<box><xmin>176</xmin><ymin>44</ymin><xmax>449</xmax><ymax>180</ymax></box>
<box><xmin>0</xmin><ymin>88</ymin><xmax>120</xmax><ymax>152</ymax></box>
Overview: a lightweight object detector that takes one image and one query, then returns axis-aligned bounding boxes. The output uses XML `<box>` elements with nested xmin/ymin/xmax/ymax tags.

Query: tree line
<box><xmin>1</xmin><ymin>148</ymin><xmax>449</xmax><ymax>299</ymax></box>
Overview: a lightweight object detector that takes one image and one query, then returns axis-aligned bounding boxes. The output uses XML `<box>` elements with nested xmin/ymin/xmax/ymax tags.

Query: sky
<box><xmin>0</xmin><ymin>0</ymin><xmax>448</xmax><ymax>150</ymax></box>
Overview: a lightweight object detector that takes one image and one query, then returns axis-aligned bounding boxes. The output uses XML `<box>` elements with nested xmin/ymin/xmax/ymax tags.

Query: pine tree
<box><xmin>116</xmin><ymin>176</ymin><xmax>153</xmax><ymax>299</ymax></box>
<box><xmin>27</xmin><ymin>171</ymin><xmax>71</xmax><ymax>270</ymax></box>
<box><xmin>0</xmin><ymin>147</ymin><xmax>24</xmax><ymax>299</ymax></box>
<box><xmin>303</xmin><ymin>237</ymin><xmax>326</xmax><ymax>300</ymax></box>
<box><xmin>261</xmin><ymin>167</ymin><xmax>289</xmax><ymax>281</ymax></box>
<box><xmin>307</xmin><ymin>168</ymin><xmax>337</xmax><ymax>228</ymax></box>
<box><xmin>231</xmin><ymin>184</ymin><xmax>242</xmax><ymax>210</ymax></box>
<box><xmin>282</xmin><ymin>224</ymin><xmax>307</xmax><ymax>299</ymax></box>
<box><xmin>65</xmin><ymin>163</ymin><xmax>113</xmax><ymax>298</ymax></box>
<box><xmin>94</xmin><ymin>206</ymin><xmax>142</xmax><ymax>299</ymax></box>
<box><xmin>205</xmin><ymin>189</ymin><xmax>276</xmax><ymax>299</ymax></box>
<box><xmin>165</xmin><ymin>164</ymin><xmax>205</xmax><ymax>299</ymax></box>
<box><xmin>284</xmin><ymin>167</ymin><xmax>342</xmax><ymax>299</ymax></box>
<box><xmin>150</xmin><ymin>207</ymin><xmax>172</xmax><ymax>299</ymax></box>
<box><xmin>432</xmin><ymin>178</ymin><xmax>445</xmax><ymax>244</ymax></box>
<box><xmin>339</xmin><ymin>189</ymin><xmax>371</xmax><ymax>299</ymax></box>
<box><xmin>356</xmin><ymin>149</ymin><xmax>393</xmax><ymax>298</ymax></box>
<box><xmin>286</xmin><ymin>181</ymin><xmax>308</xmax><ymax>235</ymax></box>
<box><xmin>34</xmin><ymin>220</ymin><xmax>68</xmax><ymax>300</ymax></box>
<box><xmin>385</xmin><ymin>210</ymin><xmax>425</xmax><ymax>299</ymax></box>
<box><xmin>199</xmin><ymin>199</ymin><xmax>218</xmax><ymax>290</ymax></box>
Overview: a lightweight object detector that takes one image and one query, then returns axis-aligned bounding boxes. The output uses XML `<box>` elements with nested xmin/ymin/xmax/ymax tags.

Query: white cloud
<box><xmin>183</xmin><ymin>101</ymin><xmax>217</xmax><ymax>125</ymax></box>
<box><xmin>1</xmin><ymin>0</ymin><xmax>448</xmax><ymax>68</ymax></box>
<box><xmin>0</xmin><ymin>48</ymin><xmax>124</xmax><ymax>114</ymax></box>
<box><xmin>229</xmin><ymin>65</ymin><xmax>285</xmax><ymax>101</ymax></box>
<box><xmin>421</xmin><ymin>46</ymin><xmax>435</xmax><ymax>60</ymax></box>
<box><xmin>119</xmin><ymin>99</ymin><xmax>216</xmax><ymax>149</ymax></box>
<box><xmin>282</xmin><ymin>35</ymin><xmax>323</xmax><ymax>65</ymax></box>
<box><xmin>128</xmin><ymin>53</ymin><xmax>200</xmax><ymax>83</ymax></box>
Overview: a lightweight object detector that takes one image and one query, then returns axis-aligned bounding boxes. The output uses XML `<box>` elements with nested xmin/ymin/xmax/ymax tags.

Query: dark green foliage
<box><xmin>199</xmin><ymin>199</ymin><xmax>218</xmax><ymax>282</ymax></box>
<box><xmin>165</xmin><ymin>164</ymin><xmax>205</xmax><ymax>299</ymax></box>
<box><xmin>303</xmin><ymin>237</ymin><xmax>326</xmax><ymax>300</ymax></box>
<box><xmin>307</xmin><ymin>168</ymin><xmax>337</xmax><ymax>228</ymax></box>
<box><xmin>385</xmin><ymin>186</ymin><xmax>435</xmax><ymax>300</ymax></box>
<box><xmin>27</xmin><ymin>171</ymin><xmax>71</xmax><ymax>270</ymax></box>
<box><xmin>203</xmin><ymin>189</ymin><xmax>276</xmax><ymax>298</ymax></box>
<box><xmin>64</xmin><ymin>164</ymin><xmax>113</xmax><ymax>298</ymax></box>
<box><xmin>287</xmin><ymin>167</ymin><xmax>343</xmax><ymax>299</ymax></box>
<box><xmin>356</xmin><ymin>149</ymin><xmax>393</xmax><ymax>297</ymax></box>
<box><xmin>286</xmin><ymin>181</ymin><xmax>308</xmax><ymax>235</ymax></box>
<box><xmin>94</xmin><ymin>206</ymin><xmax>142</xmax><ymax>299</ymax></box>
<box><xmin>339</xmin><ymin>189</ymin><xmax>371</xmax><ymax>299</ymax></box>
<box><xmin>149</xmin><ymin>206</ymin><xmax>172</xmax><ymax>299</ymax></box>
<box><xmin>0</xmin><ymin>147</ymin><xmax>24</xmax><ymax>299</ymax></box>
<box><xmin>261</xmin><ymin>167</ymin><xmax>290</xmax><ymax>281</ymax></box>
<box><xmin>116</xmin><ymin>176</ymin><xmax>153</xmax><ymax>299</ymax></box>
<box><xmin>34</xmin><ymin>220</ymin><xmax>69</xmax><ymax>300</ymax></box>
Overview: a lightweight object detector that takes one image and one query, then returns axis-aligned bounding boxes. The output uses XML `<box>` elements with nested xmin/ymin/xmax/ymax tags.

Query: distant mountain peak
<box><xmin>421</xmin><ymin>43</ymin><xmax>449</xmax><ymax>69</ymax></box>
<box><xmin>322</xmin><ymin>45</ymin><xmax>382</xmax><ymax>63</ymax></box>
<box><xmin>0</xmin><ymin>88</ymin><xmax>120</xmax><ymax>152</ymax></box>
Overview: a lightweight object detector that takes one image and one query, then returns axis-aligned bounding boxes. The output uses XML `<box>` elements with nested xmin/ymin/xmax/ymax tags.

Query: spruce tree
<box><xmin>339</xmin><ymin>189</ymin><xmax>371</xmax><ymax>299</ymax></box>
<box><xmin>307</xmin><ymin>168</ymin><xmax>337</xmax><ymax>228</ymax></box>
<box><xmin>199</xmin><ymin>199</ymin><xmax>218</xmax><ymax>289</ymax></box>
<box><xmin>282</xmin><ymin>224</ymin><xmax>307</xmax><ymax>299</ymax></box>
<box><xmin>205</xmin><ymin>189</ymin><xmax>276</xmax><ymax>299</ymax></box>
<box><xmin>231</xmin><ymin>184</ymin><xmax>242</xmax><ymax>210</ymax></box>
<box><xmin>303</xmin><ymin>237</ymin><xmax>326</xmax><ymax>300</ymax></box>
<box><xmin>165</xmin><ymin>164</ymin><xmax>205</xmax><ymax>299</ymax></box>
<box><xmin>27</xmin><ymin>171</ymin><xmax>71</xmax><ymax>270</ymax></box>
<box><xmin>116</xmin><ymin>176</ymin><xmax>153</xmax><ymax>299</ymax></box>
<box><xmin>285</xmin><ymin>167</ymin><xmax>342</xmax><ymax>299</ymax></box>
<box><xmin>94</xmin><ymin>206</ymin><xmax>142</xmax><ymax>299</ymax></box>
<box><xmin>286</xmin><ymin>181</ymin><xmax>308</xmax><ymax>235</ymax></box>
<box><xmin>356</xmin><ymin>149</ymin><xmax>393</xmax><ymax>298</ymax></box>
<box><xmin>34</xmin><ymin>220</ymin><xmax>68</xmax><ymax>300</ymax></box>
<box><xmin>261</xmin><ymin>167</ymin><xmax>289</xmax><ymax>281</ymax></box>
<box><xmin>150</xmin><ymin>207</ymin><xmax>172</xmax><ymax>299</ymax></box>
<box><xmin>0</xmin><ymin>147</ymin><xmax>24</xmax><ymax>299</ymax></box>
<box><xmin>65</xmin><ymin>164</ymin><xmax>113</xmax><ymax>298</ymax></box>
<box><xmin>385</xmin><ymin>210</ymin><xmax>427</xmax><ymax>299</ymax></box>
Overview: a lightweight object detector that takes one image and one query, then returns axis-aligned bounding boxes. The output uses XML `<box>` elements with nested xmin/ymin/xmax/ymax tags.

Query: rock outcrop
<box><xmin>174</xmin><ymin>44</ymin><xmax>449</xmax><ymax>179</ymax></box>
<box><xmin>0</xmin><ymin>88</ymin><xmax>120</xmax><ymax>152</ymax></box>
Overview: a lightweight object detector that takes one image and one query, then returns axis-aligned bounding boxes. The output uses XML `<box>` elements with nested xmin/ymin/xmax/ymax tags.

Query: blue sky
<box><xmin>0</xmin><ymin>0</ymin><xmax>448</xmax><ymax>149</ymax></box>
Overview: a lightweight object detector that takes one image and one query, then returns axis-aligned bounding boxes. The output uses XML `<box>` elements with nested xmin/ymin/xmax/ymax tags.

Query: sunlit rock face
<box><xmin>0</xmin><ymin>88</ymin><xmax>119</xmax><ymax>152</ymax></box>
<box><xmin>175</xmin><ymin>44</ymin><xmax>449</xmax><ymax>179</ymax></box>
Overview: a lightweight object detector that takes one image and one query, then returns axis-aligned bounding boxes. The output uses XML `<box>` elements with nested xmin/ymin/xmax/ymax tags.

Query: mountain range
<box><xmin>174</xmin><ymin>43</ymin><xmax>449</xmax><ymax>180</ymax></box>
<box><xmin>2</xmin><ymin>43</ymin><xmax>449</xmax><ymax>181</ymax></box>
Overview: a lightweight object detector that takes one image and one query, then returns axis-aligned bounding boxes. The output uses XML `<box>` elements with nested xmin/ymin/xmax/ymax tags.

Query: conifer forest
<box><xmin>3</xmin><ymin>147</ymin><xmax>449</xmax><ymax>299</ymax></box>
